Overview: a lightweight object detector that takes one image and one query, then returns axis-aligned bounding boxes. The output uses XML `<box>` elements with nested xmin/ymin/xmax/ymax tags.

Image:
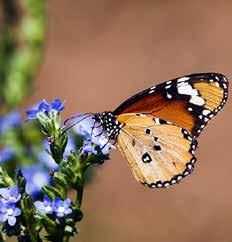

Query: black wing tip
<box><xmin>181</xmin><ymin>72</ymin><xmax>228</xmax><ymax>80</ymax></box>
<box><xmin>175</xmin><ymin>73</ymin><xmax>229</xmax><ymax>88</ymax></box>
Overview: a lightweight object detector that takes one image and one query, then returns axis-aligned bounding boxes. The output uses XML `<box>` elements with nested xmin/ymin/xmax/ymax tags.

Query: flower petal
<box><xmin>38</xmin><ymin>100</ymin><xmax>50</xmax><ymax>112</ymax></box>
<box><xmin>53</xmin><ymin>197</ymin><xmax>61</xmax><ymax>208</ymax></box>
<box><xmin>26</xmin><ymin>109</ymin><xmax>37</xmax><ymax>118</ymax></box>
<box><xmin>63</xmin><ymin>199</ymin><xmax>71</xmax><ymax>207</ymax></box>
<box><xmin>44</xmin><ymin>195</ymin><xmax>52</xmax><ymax>205</ymax></box>
<box><xmin>64</xmin><ymin>208</ymin><xmax>72</xmax><ymax>215</ymax></box>
<box><xmin>13</xmin><ymin>208</ymin><xmax>21</xmax><ymax>217</ymax></box>
<box><xmin>9</xmin><ymin>186</ymin><xmax>18</xmax><ymax>197</ymax></box>
<box><xmin>8</xmin><ymin>216</ymin><xmax>16</xmax><ymax>226</ymax></box>
<box><xmin>51</xmin><ymin>99</ymin><xmax>64</xmax><ymax>111</ymax></box>
<box><xmin>56</xmin><ymin>212</ymin><xmax>64</xmax><ymax>217</ymax></box>
<box><xmin>45</xmin><ymin>205</ymin><xmax>53</xmax><ymax>214</ymax></box>
<box><xmin>34</xmin><ymin>201</ymin><xmax>46</xmax><ymax>213</ymax></box>
<box><xmin>0</xmin><ymin>188</ymin><xmax>9</xmax><ymax>199</ymax></box>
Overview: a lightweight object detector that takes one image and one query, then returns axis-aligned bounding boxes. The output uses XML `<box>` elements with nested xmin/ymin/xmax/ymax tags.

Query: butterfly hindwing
<box><xmin>117</xmin><ymin>114</ymin><xmax>197</xmax><ymax>188</ymax></box>
<box><xmin>113</xmin><ymin>73</ymin><xmax>228</xmax><ymax>138</ymax></box>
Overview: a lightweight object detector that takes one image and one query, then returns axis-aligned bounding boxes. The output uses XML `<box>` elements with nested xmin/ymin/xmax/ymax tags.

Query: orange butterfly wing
<box><xmin>113</xmin><ymin>73</ymin><xmax>228</xmax><ymax>139</ymax></box>
<box><xmin>116</xmin><ymin>114</ymin><xmax>197</xmax><ymax>188</ymax></box>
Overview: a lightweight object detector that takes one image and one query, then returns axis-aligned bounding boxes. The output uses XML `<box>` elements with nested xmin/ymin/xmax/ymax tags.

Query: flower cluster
<box><xmin>0</xmin><ymin>98</ymin><xmax>115</xmax><ymax>241</ymax></box>
<box><xmin>35</xmin><ymin>195</ymin><xmax>72</xmax><ymax>218</ymax></box>
<box><xmin>0</xmin><ymin>186</ymin><xmax>21</xmax><ymax>226</ymax></box>
<box><xmin>26</xmin><ymin>99</ymin><xmax>65</xmax><ymax>139</ymax></box>
<box><xmin>26</xmin><ymin>99</ymin><xmax>64</xmax><ymax>120</ymax></box>
<box><xmin>26</xmin><ymin>98</ymin><xmax>114</xmax><ymax>157</ymax></box>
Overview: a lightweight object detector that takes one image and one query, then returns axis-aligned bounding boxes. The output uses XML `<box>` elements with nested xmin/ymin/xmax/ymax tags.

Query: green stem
<box><xmin>63</xmin><ymin>235</ymin><xmax>70</xmax><ymax>242</ymax></box>
<box><xmin>76</xmin><ymin>182</ymin><xmax>84</xmax><ymax>209</ymax></box>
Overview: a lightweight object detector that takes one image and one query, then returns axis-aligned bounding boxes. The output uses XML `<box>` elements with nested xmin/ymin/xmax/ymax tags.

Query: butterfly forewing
<box><xmin>113</xmin><ymin>73</ymin><xmax>228</xmax><ymax>138</ymax></box>
<box><xmin>117</xmin><ymin>114</ymin><xmax>196</xmax><ymax>188</ymax></box>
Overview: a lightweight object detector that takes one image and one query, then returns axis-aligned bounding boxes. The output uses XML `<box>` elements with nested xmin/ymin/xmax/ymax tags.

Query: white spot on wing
<box><xmin>177</xmin><ymin>83</ymin><xmax>195</xmax><ymax>93</ymax></box>
<box><xmin>177</xmin><ymin>83</ymin><xmax>205</xmax><ymax>106</ymax></box>
<box><xmin>164</xmin><ymin>183</ymin><xmax>169</xmax><ymax>187</ymax></box>
<box><xmin>167</xmin><ymin>93</ymin><xmax>172</xmax><ymax>99</ymax></box>
<box><xmin>202</xmin><ymin>109</ymin><xmax>210</xmax><ymax>116</ymax></box>
<box><xmin>190</xmin><ymin>96</ymin><xmax>205</xmax><ymax>106</ymax></box>
<box><xmin>177</xmin><ymin>77</ymin><xmax>190</xmax><ymax>82</ymax></box>
<box><xmin>154</xmin><ymin>118</ymin><xmax>160</xmax><ymax>124</ymax></box>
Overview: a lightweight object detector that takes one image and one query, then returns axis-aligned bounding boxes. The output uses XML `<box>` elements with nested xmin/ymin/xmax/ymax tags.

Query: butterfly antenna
<box><xmin>64</xmin><ymin>113</ymin><xmax>92</xmax><ymax>126</ymax></box>
<box><xmin>63</xmin><ymin>113</ymin><xmax>93</xmax><ymax>133</ymax></box>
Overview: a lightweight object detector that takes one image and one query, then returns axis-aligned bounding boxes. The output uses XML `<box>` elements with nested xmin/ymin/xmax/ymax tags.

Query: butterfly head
<box><xmin>94</xmin><ymin>111</ymin><xmax>122</xmax><ymax>140</ymax></box>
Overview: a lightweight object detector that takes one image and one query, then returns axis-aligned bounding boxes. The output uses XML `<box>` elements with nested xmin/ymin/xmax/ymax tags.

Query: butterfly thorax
<box><xmin>94</xmin><ymin>112</ymin><xmax>122</xmax><ymax>140</ymax></box>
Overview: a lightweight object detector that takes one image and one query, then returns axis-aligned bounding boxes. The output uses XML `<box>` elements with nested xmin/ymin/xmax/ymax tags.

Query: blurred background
<box><xmin>2</xmin><ymin>0</ymin><xmax>232</xmax><ymax>241</ymax></box>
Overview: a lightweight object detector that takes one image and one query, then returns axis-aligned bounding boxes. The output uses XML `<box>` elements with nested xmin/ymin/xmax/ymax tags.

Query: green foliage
<box><xmin>0</xmin><ymin>0</ymin><xmax>46</xmax><ymax>110</ymax></box>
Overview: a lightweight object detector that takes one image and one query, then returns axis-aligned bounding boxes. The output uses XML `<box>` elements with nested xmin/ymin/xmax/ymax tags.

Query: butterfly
<box><xmin>75</xmin><ymin>73</ymin><xmax>228</xmax><ymax>188</ymax></box>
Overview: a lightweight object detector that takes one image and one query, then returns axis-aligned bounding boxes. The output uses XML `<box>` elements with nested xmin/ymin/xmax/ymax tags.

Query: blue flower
<box><xmin>52</xmin><ymin>197</ymin><xmax>72</xmax><ymax>217</ymax></box>
<box><xmin>50</xmin><ymin>99</ymin><xmax>65</xmax><ymax>112</ymax></box>
<box><xmin>0</xmin><ymin>111</ymin><xmax>21</xmax><ymax>135</ymax></box>
<box><xmin>81</xmin><ymin>141</ymin><xmax>97</xmax><ymax>155</ymax></box>
<box><xmin>34</xmin><ymin>195</ymin><xmax>53</xmax><ymax>215</ymax></box>
<box><xmin>0</xmin><ymin>186</ymin><xmax>21</xmax><ymax>204</ymax></box>
<box><xmin>72</xmin><ymin>114</ymin><xmax>115</xmax><ymax>155</ymax></box>
<box><xmin>0</xmin><ymin>186</ymin><xmax>22</xmax><ymax>226</ymax></box>
<box><xmin>26</xmin><ymin>99</ymin><xmax>64</xmax><ymax>120</ymax></box>
<box><xmin>21</xmin><ymin>165</ymin><xmax>50</xmax><ymax>199</ymax></box>
<box><xmin>35</xmin><ymin>196</ymin><xmax>72</xmax><ymax>218</ymax></box>
<box><xmin>0</xmin><ymin>201</ymin><xmax>21</xmax><ymax>226</ymax></box>
<box><xmin>0</xmin><ymin>148</ymin><xmax>14</xmax><ymax>164</ymax></box>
